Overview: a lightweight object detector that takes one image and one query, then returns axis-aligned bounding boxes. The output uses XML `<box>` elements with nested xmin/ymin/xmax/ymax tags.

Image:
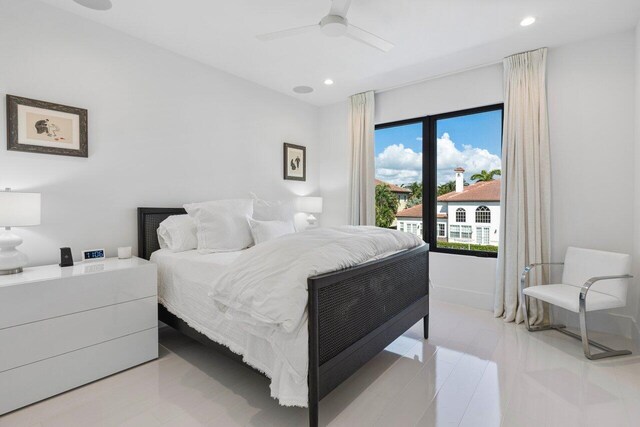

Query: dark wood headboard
<box><xmin>137</xmin><ymin>207</ymin><xmax>186</xmax><ymax>260</ymax></box>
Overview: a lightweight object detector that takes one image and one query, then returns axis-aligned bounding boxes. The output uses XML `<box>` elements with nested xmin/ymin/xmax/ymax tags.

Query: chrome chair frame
<box><xmin>519</xmin><ymin>262</ymin><xmax>633</xmax><ymax>360</ymax></box>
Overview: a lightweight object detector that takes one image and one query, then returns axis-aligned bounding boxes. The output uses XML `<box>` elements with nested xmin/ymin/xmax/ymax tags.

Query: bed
<box><xmin>138</xmin><ymin>207</ymin><xmax>429</xmax><ymax>427</ymax></box>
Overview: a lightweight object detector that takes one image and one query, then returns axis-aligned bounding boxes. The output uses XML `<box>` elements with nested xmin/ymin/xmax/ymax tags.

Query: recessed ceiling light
<box><xmin>324</xmin><ymin>79</ymin><xmax>334</xmax><ymax>86</ymax></box>
<box><xmin>73</xmin><ymin>0</ymin><xmax>113</xmax><ymax>10</ymax></box>
<box><xmin>520</xmin><ymin>16</ymin><xmax>536</xmax><ymax>27</ymax></box>
<box><xmin>293</xmin><ymin>86</ymin><xmax>314</xmax><ymax>94</ymax></box>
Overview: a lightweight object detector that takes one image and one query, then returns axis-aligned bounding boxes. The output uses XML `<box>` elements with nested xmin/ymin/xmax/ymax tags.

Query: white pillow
<box><xmin>247</xmin><ymin>217</ymin><xmax>295</xmax><ymax>244</ymax></box>
<box><xmin>157</xmin><ymin>215</ymin><xmax>197</xmax><ymax>252</ymax></box>
<box><xmin>251</xmin><ymin>194</ymin><xmax>295</xmax><ymax>223</ymax></box>
<box><xmin>184</xmin><ymin>199</ymin><xmax>254</xmax><ymax>253</ymax></box>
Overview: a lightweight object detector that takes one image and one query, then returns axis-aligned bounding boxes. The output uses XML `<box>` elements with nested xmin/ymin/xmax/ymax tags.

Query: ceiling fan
<box><xmin>256</xmin><ymin>0</ymin><xmax>393</xmax><ymax>52</ymax></box>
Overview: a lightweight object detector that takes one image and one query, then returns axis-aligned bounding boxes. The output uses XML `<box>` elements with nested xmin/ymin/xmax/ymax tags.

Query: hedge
<box><xmin>436</xmin><ymin>242</ymin><xmax>499</xmax><ymax>253</ymax></box>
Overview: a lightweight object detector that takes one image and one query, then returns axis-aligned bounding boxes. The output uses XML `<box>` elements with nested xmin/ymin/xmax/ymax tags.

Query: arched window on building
<box><xmin>475</xmin><ymin>206</ymin><xmax>491</xmax><ymax>223</ymax></box>
<box><xmin>455</xmin><ymin>208</ymin><xmax>466</xmax><ymax>223</ymax></box>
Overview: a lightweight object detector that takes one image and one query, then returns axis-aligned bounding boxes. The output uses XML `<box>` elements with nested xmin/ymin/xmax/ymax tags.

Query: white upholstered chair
<box><xmin>520</xmin><ymin>247</ymin><xmax>633</xmax><ymax>360</ymax></box>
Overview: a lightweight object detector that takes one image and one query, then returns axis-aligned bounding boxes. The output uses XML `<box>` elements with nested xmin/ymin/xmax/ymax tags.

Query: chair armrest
<box><xmin>579</xmin><ymin>274</ymin><xmax>634</xmax><ymax>301</ymax></box>
<box><xmin>520</xmin><ymin>262</ymin><xmax>564</xmax><ymax>293</ymax></box>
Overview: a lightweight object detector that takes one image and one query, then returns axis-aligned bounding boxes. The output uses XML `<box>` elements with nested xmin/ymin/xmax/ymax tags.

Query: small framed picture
<box><xmin>283</xmin><ymin>143</ymin><xmax>306</xmax><ymax>181</ymax></box>
<box><xmin>6</xmin><ymin>95</ymin><xmax>88</xmax><ymax>158</ymax></box>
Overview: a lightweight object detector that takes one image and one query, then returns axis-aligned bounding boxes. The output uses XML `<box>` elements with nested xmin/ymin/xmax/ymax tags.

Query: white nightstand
<box><xmin>0</xmin><ymin>257</ymin><xmax>158</xmax><ymax>415</ymax></box>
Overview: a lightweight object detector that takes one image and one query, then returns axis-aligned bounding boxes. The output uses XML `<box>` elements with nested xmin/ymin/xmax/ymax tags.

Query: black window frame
<box><xmin>374</xmin><ymin>103</ymin><xmax>503</xmax><ymax>258</ymax></box>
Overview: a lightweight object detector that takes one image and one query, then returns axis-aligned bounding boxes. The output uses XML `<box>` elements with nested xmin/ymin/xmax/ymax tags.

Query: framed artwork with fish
<box><xmin>6</xmin><ymin>95</ymin><xmax>88</xmax><ymax>158</ymax></box>
<box><xmin>283</xmin><ymin>142</ymin><xmax>306</xmax><ymax>181</ymax></box>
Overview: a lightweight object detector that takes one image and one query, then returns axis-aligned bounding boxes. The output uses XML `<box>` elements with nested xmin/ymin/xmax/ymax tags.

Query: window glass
<box><xmin>434</xmin><ymin>108</ymin><xmax>502</xmax><ymax>254</ymax></box>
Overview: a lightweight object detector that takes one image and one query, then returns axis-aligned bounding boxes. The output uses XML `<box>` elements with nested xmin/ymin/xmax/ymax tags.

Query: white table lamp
<box><xmin>0</xmin><ymin>188</ymin><xmax>41</xmax><ymax>275</ymax></box>
<box><xmin>296</xmin><ymin>196</ymin><xmax>323</xmax><ymax>227</ymax></box>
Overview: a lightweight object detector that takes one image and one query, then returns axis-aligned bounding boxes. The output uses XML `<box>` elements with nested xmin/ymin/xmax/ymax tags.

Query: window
<box><xmin>476</xmin><ymin>206</ymin><xmax>490</xmax><ymax>223</ymax></box>
<box><xmin>375</xmin><ymin>103</ymin><xmax>502</xmax><ymax>257</ymax></box>
<box><xmin>374</xmin><ymin>121</ymin><xmax>423</xmax><ymax>231</ymax></box>
<box><xmin>460</xmin><ymin>225</ymin><xmax>473</xmax><ymax>240</ymax></box>
<box><xmin>476</xmin><ymin>226</ymin><xmax>490</xmax><ymax>245</ymax></box>
<box><xmin>431</xmin><ymin>105</ymin><xmax>502</xmax><ymax>256</ymax></box>
<box><xmin>449</xmin><ymin>224</ymin><xmax>472</xmax><ymax>240</ymax></box>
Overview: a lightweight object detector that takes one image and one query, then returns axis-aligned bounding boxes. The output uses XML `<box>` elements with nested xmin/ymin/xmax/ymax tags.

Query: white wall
<box><xmin>0</xmin><ymin>0</ymin><xmax>320</xmax><ymax>266</ymax></box>
<box><xmin>547</xmin><ymin>31</ymin><xmax>637</xmax><ymax>337</ymax></box>
<box><xmin>319</xmin><ymin>31</ymin><xmax>639</xmax><ymax>325</ymax></box>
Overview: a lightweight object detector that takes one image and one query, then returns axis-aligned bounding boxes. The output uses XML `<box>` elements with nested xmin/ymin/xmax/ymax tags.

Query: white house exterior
<box><xmin>396</xmin><ymin>168</ymin><xmax>501</xmax><ymax>247</ymax></box>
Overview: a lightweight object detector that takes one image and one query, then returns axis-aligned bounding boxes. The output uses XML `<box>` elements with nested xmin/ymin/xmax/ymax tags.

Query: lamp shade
<box><xmin>0</xmin><ymin>191</ymin><xmax>41</xmax><ymax>226</ymax></box>
<box><xmin>296</xmin><ymin>196</ymin><xmax>323</xmax><ymax>214</ymax></box>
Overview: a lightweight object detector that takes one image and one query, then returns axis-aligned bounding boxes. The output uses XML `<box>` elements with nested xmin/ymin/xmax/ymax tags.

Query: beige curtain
<box><xmin>349</xmin><ymin>91</ymin><xmax>376</xmax><ymax>226</ymax></box>
<box><xmin>494</xmin><ymin>48</ymin><xmax>551</xmax><ymax>324</ymax></box>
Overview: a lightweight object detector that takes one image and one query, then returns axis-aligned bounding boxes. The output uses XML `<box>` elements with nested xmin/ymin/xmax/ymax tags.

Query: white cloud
<box><xmin>436</xmin><ymin>133</ymin><xmax>501</xmax><ymax>184</ymax></box>
<box><xmin>374</xmin><ymin>133</ymin><xmax>501</xmax><ymax>185</ymax></box>
<box><xmin>375</xmin><ymin>143</ymin><xmax>422</xmax><ymax>185</ymax></box>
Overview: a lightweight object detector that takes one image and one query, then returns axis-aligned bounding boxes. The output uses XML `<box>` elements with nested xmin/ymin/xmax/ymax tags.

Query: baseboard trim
<box><xmin>430</xmin><ymin>285</ymin><xmax>493</xmax><ymax>311</ymax></box>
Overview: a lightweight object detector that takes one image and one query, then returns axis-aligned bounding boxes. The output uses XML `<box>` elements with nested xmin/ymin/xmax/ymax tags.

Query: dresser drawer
<box><xmin>0</xmin><ymin>296</ymin><xmax>157</xmax><ymax>372</ymax></box>
<box><xmin>0</xmin><ymin>327</ymin><xmax>158</xmax><ymax>415</ymax></box>
<box><xmin>0</xmin><ymin>262</ymin><xmax>156</xmax><ymax>329</ymax></box>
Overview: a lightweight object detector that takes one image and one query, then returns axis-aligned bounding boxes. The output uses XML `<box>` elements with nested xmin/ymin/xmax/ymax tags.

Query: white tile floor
<box><xmin>2</xmin><ymin>300</ymin><xmax>640</xmax><ymax>427</ymax></box>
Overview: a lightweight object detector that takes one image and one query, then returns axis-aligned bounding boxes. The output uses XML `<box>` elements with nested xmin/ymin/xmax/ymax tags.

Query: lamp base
<box><xmin>0</xmin><ymin>229</ymin><xmax>27</xmax><ymax>275</ymax></box>
<box><xmin>306</xmin><ymin>214</ymin><xmax>318</xmax><ymax>228</ymax></box>
<box><xmin>0</xmin><ymin>267</ymin><xmax>23</xmax><ymax>276</ymax></box>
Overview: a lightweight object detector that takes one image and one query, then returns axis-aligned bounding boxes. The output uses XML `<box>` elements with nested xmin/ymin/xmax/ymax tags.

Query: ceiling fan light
<box><xmin>320</xmin><ymin>15</ymin><xmax>348</xmax><ymax>37</ymax></box>
<box><xmin>324</xmin><ymin>79</ymin><xmax>334</xmax><ymax>85</ymax></box>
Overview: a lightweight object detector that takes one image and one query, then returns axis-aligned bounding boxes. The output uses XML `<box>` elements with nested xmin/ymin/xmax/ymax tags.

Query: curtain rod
<box><xmin>374</xmin><ymin>59</ymin><xmax>502</xmax><ymax>95</ymax></box>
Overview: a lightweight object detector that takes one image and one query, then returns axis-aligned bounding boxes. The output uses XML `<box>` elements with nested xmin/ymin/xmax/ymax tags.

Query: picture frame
<box><xmin>6</xmin><ymin>95</ymin><xmax>88</xmax><ymax>158</ymax></box>
<box><xmin>283</xmin><ymin>142</ymin><xmax>306</xmax><ymax>181</ymax></box>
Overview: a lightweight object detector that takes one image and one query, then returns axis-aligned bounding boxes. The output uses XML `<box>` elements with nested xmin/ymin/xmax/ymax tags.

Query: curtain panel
<box><xmin>348</xmin><ymin>91</ymin><xmax>376</xmax><ymax>226</ymax></box>
<box><xmin>494</xmin><ymin>48</ymin><xmax>551</xmax><ymax>324</ymax></box>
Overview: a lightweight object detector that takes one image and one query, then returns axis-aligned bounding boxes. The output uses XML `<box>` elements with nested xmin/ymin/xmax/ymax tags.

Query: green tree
<box><xmin>402</xmin><ymin>182</ymin><xmax>423</xmax><ymax>200</ymax></box>
<box><xmin>407</xmin><ymin>196</ymin><xmax>422</xmax><ymax>208</ymax></box>
<box><xmin>375</xmin><ymin>184</ymin><xmax>399</xmax><ymax>228</ymax></box>
<box><xmin>437</xmin><ymin>179</ymin><xmax>470</xmax><ymax>196</ymax></box>
<box><xmin>437</xmin><ymin>181</ymin><xmax>456</xmax><ymax>196</ymax></box>
<box><xmin>470</xmin><ymin>169</ymin><xmax>501</xmax><ymax>182</ymax></box>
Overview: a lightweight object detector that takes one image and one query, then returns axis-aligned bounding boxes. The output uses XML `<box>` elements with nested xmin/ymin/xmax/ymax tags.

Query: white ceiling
<box><xmin>40</xmin><ymin>0</ymin><xmax>640</xmax><ymax>106</ymax></box>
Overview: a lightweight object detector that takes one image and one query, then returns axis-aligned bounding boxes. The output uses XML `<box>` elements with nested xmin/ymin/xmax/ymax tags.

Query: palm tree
<box><xmin>437</xmin><ymin>181</ymin><xmax>456</xmax><ymax>196</ymax></box>
<box><xmin>402</xmin><ymin>182</ymin><xmax>423</xmax><ymax>200</ymax></box>
<box><xmin>470</xmin><ymin>169</ymin><xmax>501</xmax><ymax>182</ymax></box>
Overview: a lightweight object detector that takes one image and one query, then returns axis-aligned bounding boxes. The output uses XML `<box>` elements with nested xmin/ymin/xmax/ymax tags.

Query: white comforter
<box><xmin>207</xmin><ymin>226</ymin><xmax>423</xmax><ymax>405</ymax></box>
<box><xmin>210</xmin><ymin>226</ymin><xmax>423</xmax><ymax>333</ymax></box>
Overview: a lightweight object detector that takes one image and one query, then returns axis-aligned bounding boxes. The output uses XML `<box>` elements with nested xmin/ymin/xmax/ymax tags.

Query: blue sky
<box><xmin>374</xmin><ymin>110</ymin><xmax>502</xmax><ymax>185</ymax></box>
<box><xmin>437</xmin><ymin>110</ymin><xmax>502</xmax><ymax>157</ymax></box>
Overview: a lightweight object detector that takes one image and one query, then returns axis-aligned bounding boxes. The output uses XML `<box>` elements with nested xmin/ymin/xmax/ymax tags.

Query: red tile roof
<box><xmin>375</xmin><ymin>179</ymin><xmax>411</xmax><ymax>194</ymax></box>
<box><xmin>396</xmin><ymin>204</ymin><xmax>446</xmax><ymax>219</ymax></box>
<box><xmin>396</xmin><ymin>204</ymin><xmax>422</xmax><ymax>218</ymax></box>
<box><xmin>437</xmin><ymin>180</ymin><xmax>500</xmax><ymax>202</ymax></box>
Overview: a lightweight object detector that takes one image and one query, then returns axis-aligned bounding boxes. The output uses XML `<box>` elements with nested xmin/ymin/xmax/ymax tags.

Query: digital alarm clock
<box><xmin>81</xmin><ymin>248</ymin><xmax>106</xmax><ymax>262</ymax></box>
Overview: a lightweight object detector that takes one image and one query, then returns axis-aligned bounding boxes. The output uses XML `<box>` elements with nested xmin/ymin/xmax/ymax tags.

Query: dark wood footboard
<box><xmin>307</xmin><ymin>245</ymin><xmax>429</xmax><ymax>426</ymax></box>
<box><xmin>138</xmin><ymin>208</ymin><xmax>429</xmax><ymax>427</ymax></box>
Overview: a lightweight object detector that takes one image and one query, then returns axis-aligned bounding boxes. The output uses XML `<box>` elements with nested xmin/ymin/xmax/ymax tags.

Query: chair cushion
<box><xmin>523</xmin><ymin>284</ymin><xmax>624</xmax><ymax>313</ymax></box>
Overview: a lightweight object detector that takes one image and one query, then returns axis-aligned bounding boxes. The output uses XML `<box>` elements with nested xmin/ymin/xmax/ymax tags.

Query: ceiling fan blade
<box><xmin>345</xmin><ymin>24</ymin><xmax>393</xmax><ymax>52</ymax></box>
<box><xmin>329</xmin><ymin>0</ymin><xmax>352</xmax><ymax>17</ymax></box>
<box><xmin>256</xmin><ymin>25</ymin><xmax>319</xmax><ymax>41</ymax></box>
